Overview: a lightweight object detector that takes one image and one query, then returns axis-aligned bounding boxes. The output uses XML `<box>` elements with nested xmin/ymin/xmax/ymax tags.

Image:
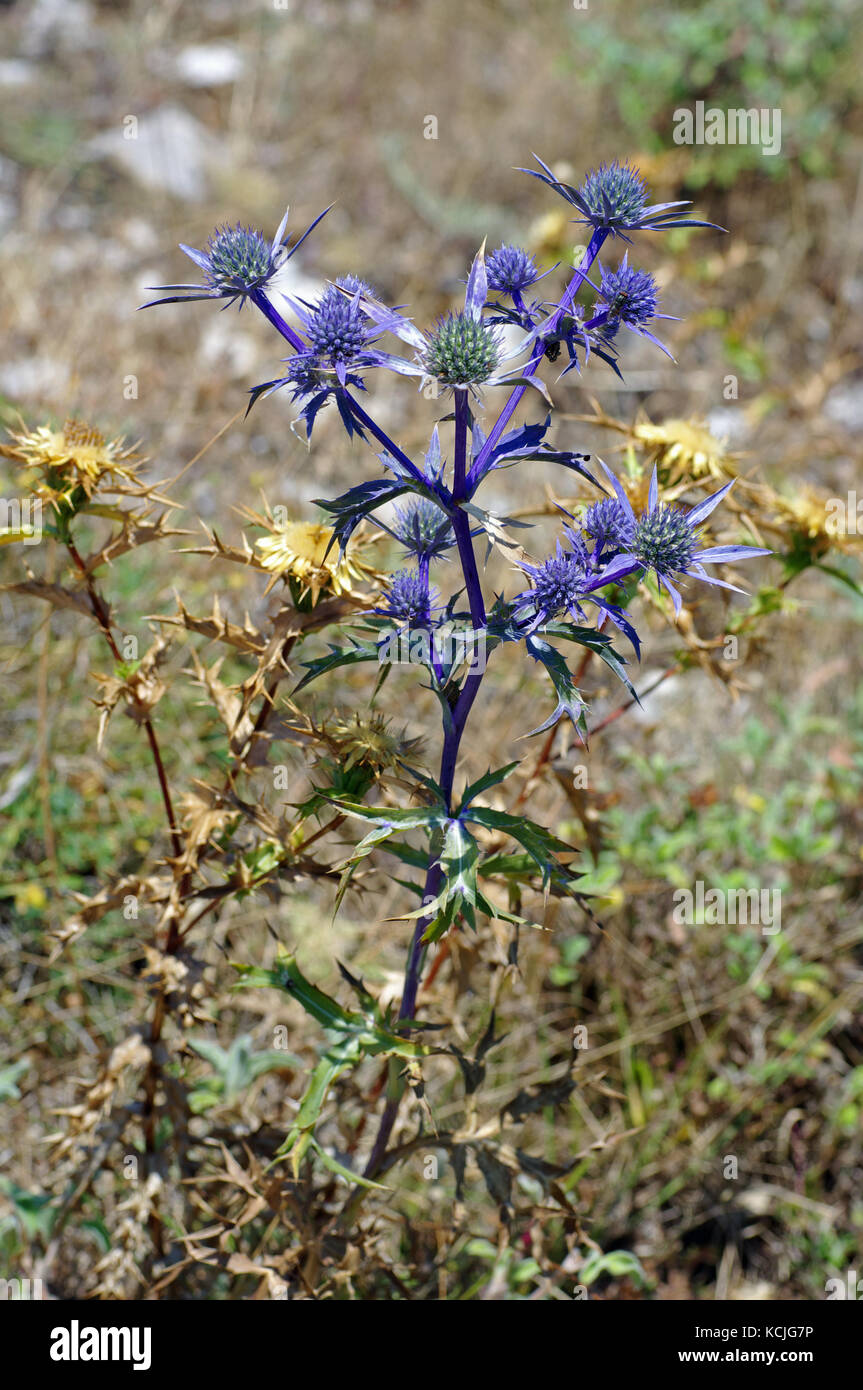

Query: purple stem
<box><xmin>363</xmin><ymin>392</ymin><xmax>486</xmax><ymax>1178</ymax></box>
<box><xmin>365</xmin><ymin>236</ymin><xmax>609</xmax><ymax>1178</ymax></box>
<box><xmin>250</xmin><ymin>288</ymin><xmax>306</xmax><ymax>353</ymax></box>
<box><xmin>464</xmin><ymin>226</ymin><xmax>608</xmax><ymax>492</ymax></box>
<box><xmin>249</xmin><ymin>287</ymin><xmax>430</xmax><ymax>490</ymax></box>
<box><xmin>343</xmin><ymin>392</ymin><xmax>433</xmax><ymax>491</ymax></box>
<box><xmin>451</xmin><ymin>389</ymin><xmax>486</xmax><ymax>630</ymax></box>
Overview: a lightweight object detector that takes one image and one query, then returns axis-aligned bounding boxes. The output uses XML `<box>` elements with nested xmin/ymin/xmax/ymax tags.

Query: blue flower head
<box><xmin>579</xmin><ymin>162</ymin><xmax>649</xmax><ymax>235</ymax></box>
<box><xmin>634</xmin><ymin>507</ymin><xmax>698</xmax><ymax>575</ymax></box>
<box><xmin>381</xmin><ymin>569</ymin><xmax>436</xmax><ymax>625</ymax></box>
<box><xmin>205</xmin><ymin>224</ymin><xmax>275</xmax><ymax>295</ymax></box>
<box><xmin>486</xmin><ymin>245</ymin><xmax>541</xmax><ymax>296</ymax></box>
<box><xmin>141</xmin><ymin>204</ymin><xmax>331</xmax><ymax>310</ymax></box>
<box><xmin>599</xmin><ymin>256</ymin><xmax>659</xmax><ymax>327</ymax></box>
<box><xmin>601</xmin><ymin>463</ymin><xmax>772</xmax><ymax>615</ymax></box>
<box><xmin>306</xmin><ymin>287</ymin><xmax>368</xmax><ymax>364</ymax></box>
<box><xmin>583</xmin><ymin>496</ymin><xmax>636</xmax><ymax>553</ymax></box>
<box><xmin>424</xmin><ymin>311</ymin><xmax>501</xmax><ymax>386</ymax></box>
<box><xmin>530</xmin><ymin>546</ymin><xmax>589</xmax><ymax>619</ymax></box>
<box><xmin>247</xmin><ymin>278</ymin><xmax>417</xmax><ymax>426</ymax></box>
<box><xmin>519</xmin><ymin>155</ymin><xmax>724</xmax><ymax>241</ymax></box>
<box><xmin>392</xmin><ymin>498</ymin><xmax>454</xmax><ymax>562</ymax></box>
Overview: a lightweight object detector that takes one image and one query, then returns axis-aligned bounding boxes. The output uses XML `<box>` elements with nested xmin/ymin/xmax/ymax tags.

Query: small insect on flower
<box><xmin>598</xmin><ymin>255</ymin><xmax>659</xmax><ymax>327</ymax></box>
<box><xmin>589</xmin><ymin>253</ymin><xmax>678</xmax><ymax>359</ymax></box>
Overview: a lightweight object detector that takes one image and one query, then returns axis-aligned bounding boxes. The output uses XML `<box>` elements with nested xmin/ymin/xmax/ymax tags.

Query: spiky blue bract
<box><xmin>392</xmin><ymin>498</ymin><xmax>454</xmax><ymax>562</ymax></box>
<box><xmin>424</xmin><ymin>312</ymin><xmax>501</xmax><ymax>386</ymax></box>
<box><xmin>335</xmin><ymin>274</ymin><xmax>377</xmax><ymax>300</ymax></box>
<box><xmin>600</xmin><ymin>463</ymin><xmax>773</xmax><ymax>616</ymax></box>
<box><xmin>141</xmin><ymin>204</ymin><xmax>331</xmax><ymax>311</ymax></box>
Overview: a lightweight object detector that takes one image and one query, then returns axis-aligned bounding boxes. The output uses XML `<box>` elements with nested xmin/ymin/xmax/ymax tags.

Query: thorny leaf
<box><xmin>189</xmin><ymin>650</ymin><xmax>255</xmax><ymax>754</ymax></box>
<box><xmin>50</xmin><ymin>873</ymin><xmax>171</xmax><ymax>958</ymax></box>
<box><xmin>149</xmin><ymin>594</ymin><xmax>266</xmax><ymax>655</ymax></box>
<box><xmin>3</xmin><ymin>577</ymin><xmax>95</xmax><ymax>618</ymax></box>
<box><xmin>503</xmin><ymin>1074</ymin><xmax>576</xmax><ymax>1122</ymax></box>
<box><xmin>80</xmin><ymin>512</ymin><xmax>193</xmax><ymax>574</ymax></box>
<box><xmin>475</xmin><ymin>1145</ymin><xmax>513</xmax><ymax>1211</ymax></box>
<box><xmin>461</xmin><ymin>500</ymin><xmax>534</xmax><ymax>567</ymax></box>
<box><xmin>91</xmin><ymin>636</ymin><xmax>170</xmax><ymax>747</ymax></box>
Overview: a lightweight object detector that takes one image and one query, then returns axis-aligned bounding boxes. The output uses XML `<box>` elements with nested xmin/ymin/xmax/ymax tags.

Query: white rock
<box><xmin>0</xmin><ymin>152</ymin><xmax>18</xmax><ymax>191</ymax></box>
<box><xmin>200</xmin><ymin>315</ymin><xmax>261</xmax><ymax>378</ymax></box>
<box><xmin>0</xmin><ymin>60</ymin><xmax>37</xmax><ymax>88</ymax></box>
<box><xmin>54</xmin><ymin>203</ymin><xmax>93</xmax><ymax>232</ymax></box>
<box><xmin>85</xmin><ymin>104</ymin><xmax>218</xmax><ymax>202</ymax></box>
<box><xmin>118</xmin><ymin>217</ymin><xmax>160</xmax><ymax>254</ymax></box>
<box><xmin>22</xmin><ymin>0</ymin><xmax>98</xmax><ymax>57</ymax></box>
<box><xmin>823</xmin><ymin>382</ymin><xmax>863</xmax><ymax>432</ymax></box>
<box><xmin>706</xmin><ymin>406</ymin><xmax>749</xmax><ymax>446</ymax></box>
<box><xmin>0</xmin><ymin>356</ymin><xmax>70</xmax><ymax>402</ymax></box>
<box><xmin>174</xmin><ymin>43</ymin><xmax>246</xmax><ymax>87</ymax></box>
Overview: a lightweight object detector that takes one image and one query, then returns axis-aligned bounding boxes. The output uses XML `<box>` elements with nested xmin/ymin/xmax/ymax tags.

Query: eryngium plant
<box><xmin>144</xmin><ymin>157</ymin><xmax>769</xmax><ymax>1185</ymax></box>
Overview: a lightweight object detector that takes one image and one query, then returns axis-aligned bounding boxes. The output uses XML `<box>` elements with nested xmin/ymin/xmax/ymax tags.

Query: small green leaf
<box><xmin>309</xmin><ymin>1139</ymin><xmax>389</xmax><ymax>1190</ymax></box>
<box><xmin>523</xmin><ymin>636</ymin><xmax>586</xmax><ymax>736</ymax></box>
<box><xmin>459</xmin><ymin>762</ymin><xmax>519</xmax><ymax>811</ymax></box>
<box><xmin>0</xmin><ymin>1060</ymin><xmax>29</xmax><ymax>1102</ymax></box>
<box><xmin>293</xmin><ymin>640</ymin><xmax>381</xmax><ymax>695</ymax></box>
